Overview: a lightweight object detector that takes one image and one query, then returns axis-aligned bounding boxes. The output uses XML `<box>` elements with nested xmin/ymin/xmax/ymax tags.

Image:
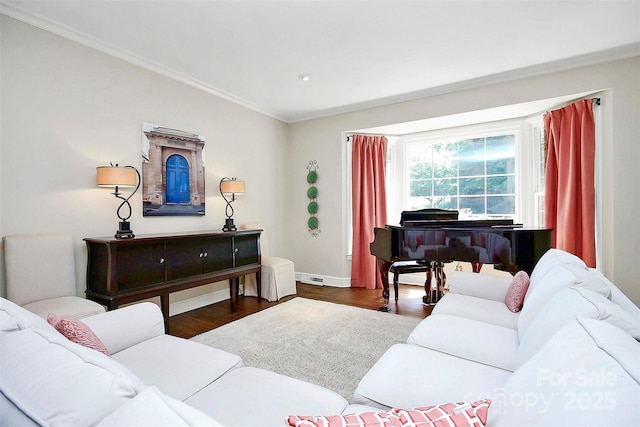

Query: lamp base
<box><xmin>115</xmin><ymin>221</ymin><xmax>135</xmax><ymax>239</ymax></box>
<box><xmin>222</xmin><ymin>218</ymin><xmax>237</xmax><ymax>232</ymax></box>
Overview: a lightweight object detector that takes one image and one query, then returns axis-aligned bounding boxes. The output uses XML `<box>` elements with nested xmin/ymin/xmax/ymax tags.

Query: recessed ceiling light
<box><xmin>298</xmin><ymin>73</ymin><xmax>312</xmax><ymax>82</ymax></box>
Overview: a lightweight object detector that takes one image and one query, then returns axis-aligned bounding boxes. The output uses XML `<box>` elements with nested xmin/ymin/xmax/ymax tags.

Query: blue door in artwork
<box><xmin>166</xmin><ymin>155</ymin><xmax>190</xmax><ymax>204</ymax></box>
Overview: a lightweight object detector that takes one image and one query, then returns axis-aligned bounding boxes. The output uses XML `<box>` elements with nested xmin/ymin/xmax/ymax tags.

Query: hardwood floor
<box><xmin>169</xmin><ymin>282</ymin><xmax>433</xmax><ymax>339</ymax></box>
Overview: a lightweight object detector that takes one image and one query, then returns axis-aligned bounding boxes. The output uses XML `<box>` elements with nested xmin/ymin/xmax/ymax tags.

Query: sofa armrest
<box><xmin>81</xmin><ymin>302</ymin><xmax>165</xmax><ymax>355</ymax></box>
<box><xmin>446</xmin><ymin>271</ymin><xmax>513</xmax><ymax>302</ymax></box>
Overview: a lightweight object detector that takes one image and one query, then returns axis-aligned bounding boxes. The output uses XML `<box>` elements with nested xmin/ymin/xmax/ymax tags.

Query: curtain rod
<box><xmin>346</xmin><ymin>132</ymin><xmax>387</xmax><ymax>141</ymax></box>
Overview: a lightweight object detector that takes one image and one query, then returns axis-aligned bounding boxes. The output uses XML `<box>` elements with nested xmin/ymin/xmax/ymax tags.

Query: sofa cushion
<box><xmin>493</xmin><ymin>318</ymin><xmax>640</xmax><ymax>426</ymax></box>
<box><xmin>407</xmin><ymin>314</ymin><xmax>519</xmax><ymax>371</ymax></box>
<box><xmin>515</xmin><ymin>287</ymin><xmax>640</xmax><ymax>369</ymax></box>
<box><xmin>432</xmin><ymin>293</ymin><xmax>519</xmax><ymax>329</ymax></box>
<box><xmin>185</xmin><ymin>366</ymin><xmax>348</xmax><ymax>427</ymax></box>
<box><xmin>47</xmin><ymin>313</ymin><xmax>110</xmax><ymax>356</ymax></box>
<box><xmin>504</xmin><ymin>271</ymin><xmax>529</xmax><ymax>312</ymax></box>
<box><xmin>352</xmin><ymin>344</ymin><xmax>511</xmax><ymax>410</ymax></box>
<box><xmin>0</xmin><ymin>327</ymin><xmax>144</xmax><ymax>426</ymax></box>
<box><xmin>518</xmin><ymin>263</ymin><xmax>610</xmax><ymax>340</ymax></box>
<box><xmin>22</xmin><ymin>295</ymin><xmax>105</xmax><ymax>319</ymax></box>
<box><xmin>112</xmin><ymin>334</ymin><xmax>243</xmax><ymax>401</ymax></box>
<box><xmin>97</xmin><ymin>386</ymin><xmax>223</xmax><ymax>427</ymax></box>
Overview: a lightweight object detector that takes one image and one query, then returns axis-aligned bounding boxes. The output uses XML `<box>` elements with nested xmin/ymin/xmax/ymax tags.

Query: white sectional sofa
<box><xmin>353</xmin><ymin>249</ymin><xmax>640</xmax><ymax>426</ymax></box>
<box><xmin>2</xmin><ymin>248</ymin><xmax>639</xmax><ymax>426</ymax></box>
<box><xmin>0</xmin><ymin>297</ymin><xmax>349</xmax><ymax>426</ymax></box>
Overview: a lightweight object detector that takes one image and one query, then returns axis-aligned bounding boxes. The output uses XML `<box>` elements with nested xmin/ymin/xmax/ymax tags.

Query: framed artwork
<box><xmin>142</xmin><ymin>122</ymin><xmax>206</xmax><ymax>216</ymax></box>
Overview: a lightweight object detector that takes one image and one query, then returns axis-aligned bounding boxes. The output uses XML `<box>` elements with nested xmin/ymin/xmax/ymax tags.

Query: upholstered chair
<box><xmin>3</xmin><ymin>233</ymin><xmax>105</xmax><ymax>319</ymax></box>
<box><xmin>240</xmin><ymin>223</ymin><xmax>296</xmax><ymax>302</ymax></box>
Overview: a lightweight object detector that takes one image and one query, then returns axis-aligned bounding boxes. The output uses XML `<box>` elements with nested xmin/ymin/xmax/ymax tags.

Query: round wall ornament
<box><xmin>307</xmin><ymin>186</ymin><xmax>318</xmax><ymax>199</ymax></box>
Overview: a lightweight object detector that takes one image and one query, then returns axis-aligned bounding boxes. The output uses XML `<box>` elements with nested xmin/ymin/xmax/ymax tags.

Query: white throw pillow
<box><xmin>0</xmin><ymin>297</ymin><xmax>57</xmax><ymax>333</ymax></box>
<box><xmin>0</xmin><ymin>327</ymin><xmax>144</xmax><ymax>426</ymax></box>
<box><xmin>526</xmin><ymin>249</ymin><xmax>585</xmax><ymax>296</ymax></box>
<box><xmin>515</xmin><ymin>287</ymin><xmax>640</xmax><ymax>369</ymax></box>
<box><xmin>518</xmin><ymin>264</ymin><xmax>610</xmax><ymax>340</ymax></box>
<box><xmin>493</xmin><ymin>318</ymin><xmax>640</xmax><ymax>426</ymax></box>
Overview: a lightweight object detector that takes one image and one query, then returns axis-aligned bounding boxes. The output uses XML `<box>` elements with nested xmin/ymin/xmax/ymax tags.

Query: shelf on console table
<box><xmin>84</xmin><ymin>229</ymin><xmax>262</xmax><ymax>329</ymax></box>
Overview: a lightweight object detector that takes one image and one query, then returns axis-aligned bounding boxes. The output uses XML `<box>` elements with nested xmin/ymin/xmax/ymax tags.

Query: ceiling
<box><xmin>2</xmin><ymin>0</ymin><xmax>639</xmax><ymax>123</ymax></box>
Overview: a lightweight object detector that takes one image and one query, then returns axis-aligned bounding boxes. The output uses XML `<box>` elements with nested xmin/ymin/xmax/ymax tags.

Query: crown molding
<box><xmin>285</xmin><ymin>42</ymin><xmax>640</xmax><ymax>123</ymax></box>
<box><xmin>0</xmin><ymin>4</ymin><xmax>287</xmax><ymax>122</ymax></box>
<box><xmin>3</xmin><ymin>4</ymin><xmax>638</xmax><ymax>125</ymax></box>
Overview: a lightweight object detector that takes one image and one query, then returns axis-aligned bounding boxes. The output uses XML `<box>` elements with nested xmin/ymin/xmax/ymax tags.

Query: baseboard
<box><xmin>296</xmin><ymin>273</ymin><xmax>351</xmax><ymax>288</ymax></box>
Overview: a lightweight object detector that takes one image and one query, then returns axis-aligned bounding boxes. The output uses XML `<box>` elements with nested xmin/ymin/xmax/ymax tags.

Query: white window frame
<box><xmin>388</xmin><ymin>119</ymin><xmax>540</xmax><ymax>226</ymax></box>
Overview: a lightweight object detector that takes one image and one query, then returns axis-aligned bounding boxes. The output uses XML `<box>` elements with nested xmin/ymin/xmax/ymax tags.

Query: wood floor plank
<box><xmin>169</xmin><ymin>282</ymin><xmax>433</xmax><ymax>339</ymax></box>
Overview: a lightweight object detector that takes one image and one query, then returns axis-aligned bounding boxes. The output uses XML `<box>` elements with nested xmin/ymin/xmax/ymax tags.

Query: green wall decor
<box><xmin>306</xmin><ymin>160</ymin><xmax>320</xmax><ymax>237</ymax></box>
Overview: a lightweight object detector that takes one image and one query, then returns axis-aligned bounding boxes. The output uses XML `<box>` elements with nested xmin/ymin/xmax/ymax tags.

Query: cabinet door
<box><xmin>202</xmin><ymin>236</ymin><xmax>234</xmax><ymax>273</ymax></box>
<box><xmin>116</xmin><ymin>241</ymin><xmax>166</xmax><ymax>291</ymax></box>
<box><xmin>234</xmin><ymin>234</ymin><xmax>260</xmax><ymax>267</ymax></box>
<box><xmin>166</xmin><ymin>238</ymin><xmax>203</xmax><ymax>281</ymax></box>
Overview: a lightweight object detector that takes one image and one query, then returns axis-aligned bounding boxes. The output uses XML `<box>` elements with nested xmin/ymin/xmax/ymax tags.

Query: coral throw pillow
<box><xmin>287</xmin><ymin>399</ymin><xmax>490</xmax><ymax>427</ymax></box>
<box><xmin>396</xmin><ymin>400</ymin><xmax>491</xmax><ymax>426</ymax></box>
<box><xmin>47</xmin><ymin>313</ymin><xmax>110</xmax><ymax>356</ymax></box>
<box><xmin>505</xmin><ymin>271</ymin><xmax>530</xmax><ymax>313</ymax></box>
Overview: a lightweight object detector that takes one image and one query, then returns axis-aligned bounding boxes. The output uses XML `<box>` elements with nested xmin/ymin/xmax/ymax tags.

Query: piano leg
<box><xmin>377</xmin><ymin>259</ymin><xmax>393</xmax><ymax>312</ymax></box>
<box><xmin>422</xmin><ymin>265</ymin><xmax>433</xmax><ymax>305</ymax></box>
<box><xmin>423</xmin><ymin>262</ymin><xmax>446</xmax><ymax>305</ymax></box>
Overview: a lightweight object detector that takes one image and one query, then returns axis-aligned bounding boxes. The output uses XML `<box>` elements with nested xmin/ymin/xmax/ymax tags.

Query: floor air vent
<box><xmin>300</xmin><ymin>275</ymin><xmax>325</xmax><ymax>285</ymax></box>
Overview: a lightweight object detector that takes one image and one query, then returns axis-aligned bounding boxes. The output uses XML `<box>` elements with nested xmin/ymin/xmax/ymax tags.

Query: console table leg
<box><xmin>229</xmin><ymin>279</ymin><xmax>236</xmax><ymax>312</ymax></box>
<box><xmin>160</xmin><ymin>294</ymin><xmax>170</xmax><ymax>332</ymax></box>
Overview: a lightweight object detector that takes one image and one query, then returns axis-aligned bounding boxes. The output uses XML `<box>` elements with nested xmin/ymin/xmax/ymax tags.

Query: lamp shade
<box><xmin>220</xmin><ymin>179</ymin><xmax>245</xmax><ymax>195</ymax></box>
<box><xmin>96</xmin><ymin>166</ymin><xmax>137</xmax><ymax>187</ymax></box>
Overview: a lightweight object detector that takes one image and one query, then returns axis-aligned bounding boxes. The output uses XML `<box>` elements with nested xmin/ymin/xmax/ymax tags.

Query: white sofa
<box><xmin>353</xmin><ymin>249</ymin><xmax>640</xmax><ymax>426</ymax></box>
<box><xmin>0</xmin><ymin>297</ymin><xmax>349</xmax><ymax>426</ymax></box>
<box><xmin>3</xmin><ymin>248</ymin><xmax>639</xmax><ymax>426</ymax></box>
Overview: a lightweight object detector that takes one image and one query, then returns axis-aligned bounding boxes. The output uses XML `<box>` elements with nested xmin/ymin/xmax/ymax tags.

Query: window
<box><xmin>386</xmin><ymin>120</ymin><xmax>543</xmax><ymax>225</ymax></box>
<box><xmin>405</xmin><ymin>133</ymin><xmax>516</xmax><ymax>219</ymax></box>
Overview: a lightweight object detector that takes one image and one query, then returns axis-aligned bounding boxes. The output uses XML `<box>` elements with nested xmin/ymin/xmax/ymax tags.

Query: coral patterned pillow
<box><xmin>47</xmin><ymin>313</ymin><xmax>110</xmax><ymax>356</ymax></box>
<box><xmin>396</xmin><ymin>399</ymin><xmax>491</xmax><ymax>426</ymax></box>
<box><xmin>288</xmin><ymin>410</ymin><xmax>401</xmax><ymax>427</ymax></box>
<box><xmin>505</xmin><ymin>271</ymin><xmax>530</xmax><ymax>313</ymax></box>
<box><xmin>287</xmin><ymin>399</ymin><xmax>491</xmax><ymax>427</ymax></box>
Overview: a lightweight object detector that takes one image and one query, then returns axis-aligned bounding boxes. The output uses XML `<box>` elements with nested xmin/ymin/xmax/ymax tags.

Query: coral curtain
<box><xmin>544</xmin><ymin>99</ymin><xmax>596</xmax><ymax>267</ymax></box>
<box><xmin>351</xmin><ymin>135</ymin><xmax>388</xmax><ymax>289</ymax></box>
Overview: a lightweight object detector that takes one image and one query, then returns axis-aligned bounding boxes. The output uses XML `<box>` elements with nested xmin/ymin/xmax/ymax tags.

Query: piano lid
<box><xmin>399</xmin><ymin>208</ymin><xmax>459</xmax><ymax>225</ymax></box>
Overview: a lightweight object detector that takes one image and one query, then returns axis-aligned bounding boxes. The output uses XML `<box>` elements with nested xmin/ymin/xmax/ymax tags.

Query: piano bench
<box><xmin>389</xmin><ymin>261</ymin><xmax>430</xmax><ymax>303</ymax></box>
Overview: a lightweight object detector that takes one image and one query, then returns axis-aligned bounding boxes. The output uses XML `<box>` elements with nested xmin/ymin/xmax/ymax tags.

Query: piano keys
<box><xmin>370</xmin><ymin>213</ymin><xmax>552</xmax><ymax>311</ymax></box>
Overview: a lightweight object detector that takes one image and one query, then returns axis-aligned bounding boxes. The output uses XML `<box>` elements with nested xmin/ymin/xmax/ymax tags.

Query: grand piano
<box><xmin>370</xmin><ymin>209</ymin><xmax>552</xmax><ymax>311</ymax></box>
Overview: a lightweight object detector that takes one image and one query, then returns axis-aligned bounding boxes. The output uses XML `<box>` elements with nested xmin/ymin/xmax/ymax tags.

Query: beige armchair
<box><xmin>3</xmin><ymin>233</ymin><xmax>105</xmax><ymax>319</ymax></box>
<box><xmin>241</xmin><ymin>223</ymin><xmax>296</xmax><ymax>302</ymax></box>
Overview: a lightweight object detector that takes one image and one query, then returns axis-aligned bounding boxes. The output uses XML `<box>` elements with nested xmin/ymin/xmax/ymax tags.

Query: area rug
<box><xmin>190</xmin><ymin>297</ymin><xmax>422</xmax><ymax>400</ymax></box>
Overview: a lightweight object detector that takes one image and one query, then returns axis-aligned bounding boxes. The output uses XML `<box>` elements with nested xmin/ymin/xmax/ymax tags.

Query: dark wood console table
<box><xmin>84</xmin><ymin>229</ymin><xmax>261</xmax><ymax>329</ymax></box>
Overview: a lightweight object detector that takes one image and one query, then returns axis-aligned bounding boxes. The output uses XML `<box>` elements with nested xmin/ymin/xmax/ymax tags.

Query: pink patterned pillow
<box><xmin>47</xmin><ymin>314</ymin><xmax>110</xmax><ymax>356</ymax></box>
<box><xmin>396</xmin><ymin>399</ymin><xmax>491</xmax><ymax>426</ymax></box>
<box><xmin>288</xmin><ymin>411</ymin><xmax>401</xmax><ymax>427</ymax></box>
<box><xmin>505</xmin><ymin>271</ymin><xmax>530</xmax><ymax>312</ymax></box>
<box><xmin>287</xmin><ymin>400</ymin><xmax>491</xmax><ymax>427</ymax></box>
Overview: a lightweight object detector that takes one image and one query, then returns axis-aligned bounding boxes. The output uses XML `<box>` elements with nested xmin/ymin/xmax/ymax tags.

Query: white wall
<box><xmin>2</xmin><ymin>16</ymin><xmax>639</xmax><ymax>308</ymax></box>
<box><xmin>287</xmin><ymin>57</ymin><xmax>640</xmax><ymax>305</ymax></box>
<box><xmin>0</xmin><ymin>16</ymin><xmax>288</xmax><ymax>305</ymax></box>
